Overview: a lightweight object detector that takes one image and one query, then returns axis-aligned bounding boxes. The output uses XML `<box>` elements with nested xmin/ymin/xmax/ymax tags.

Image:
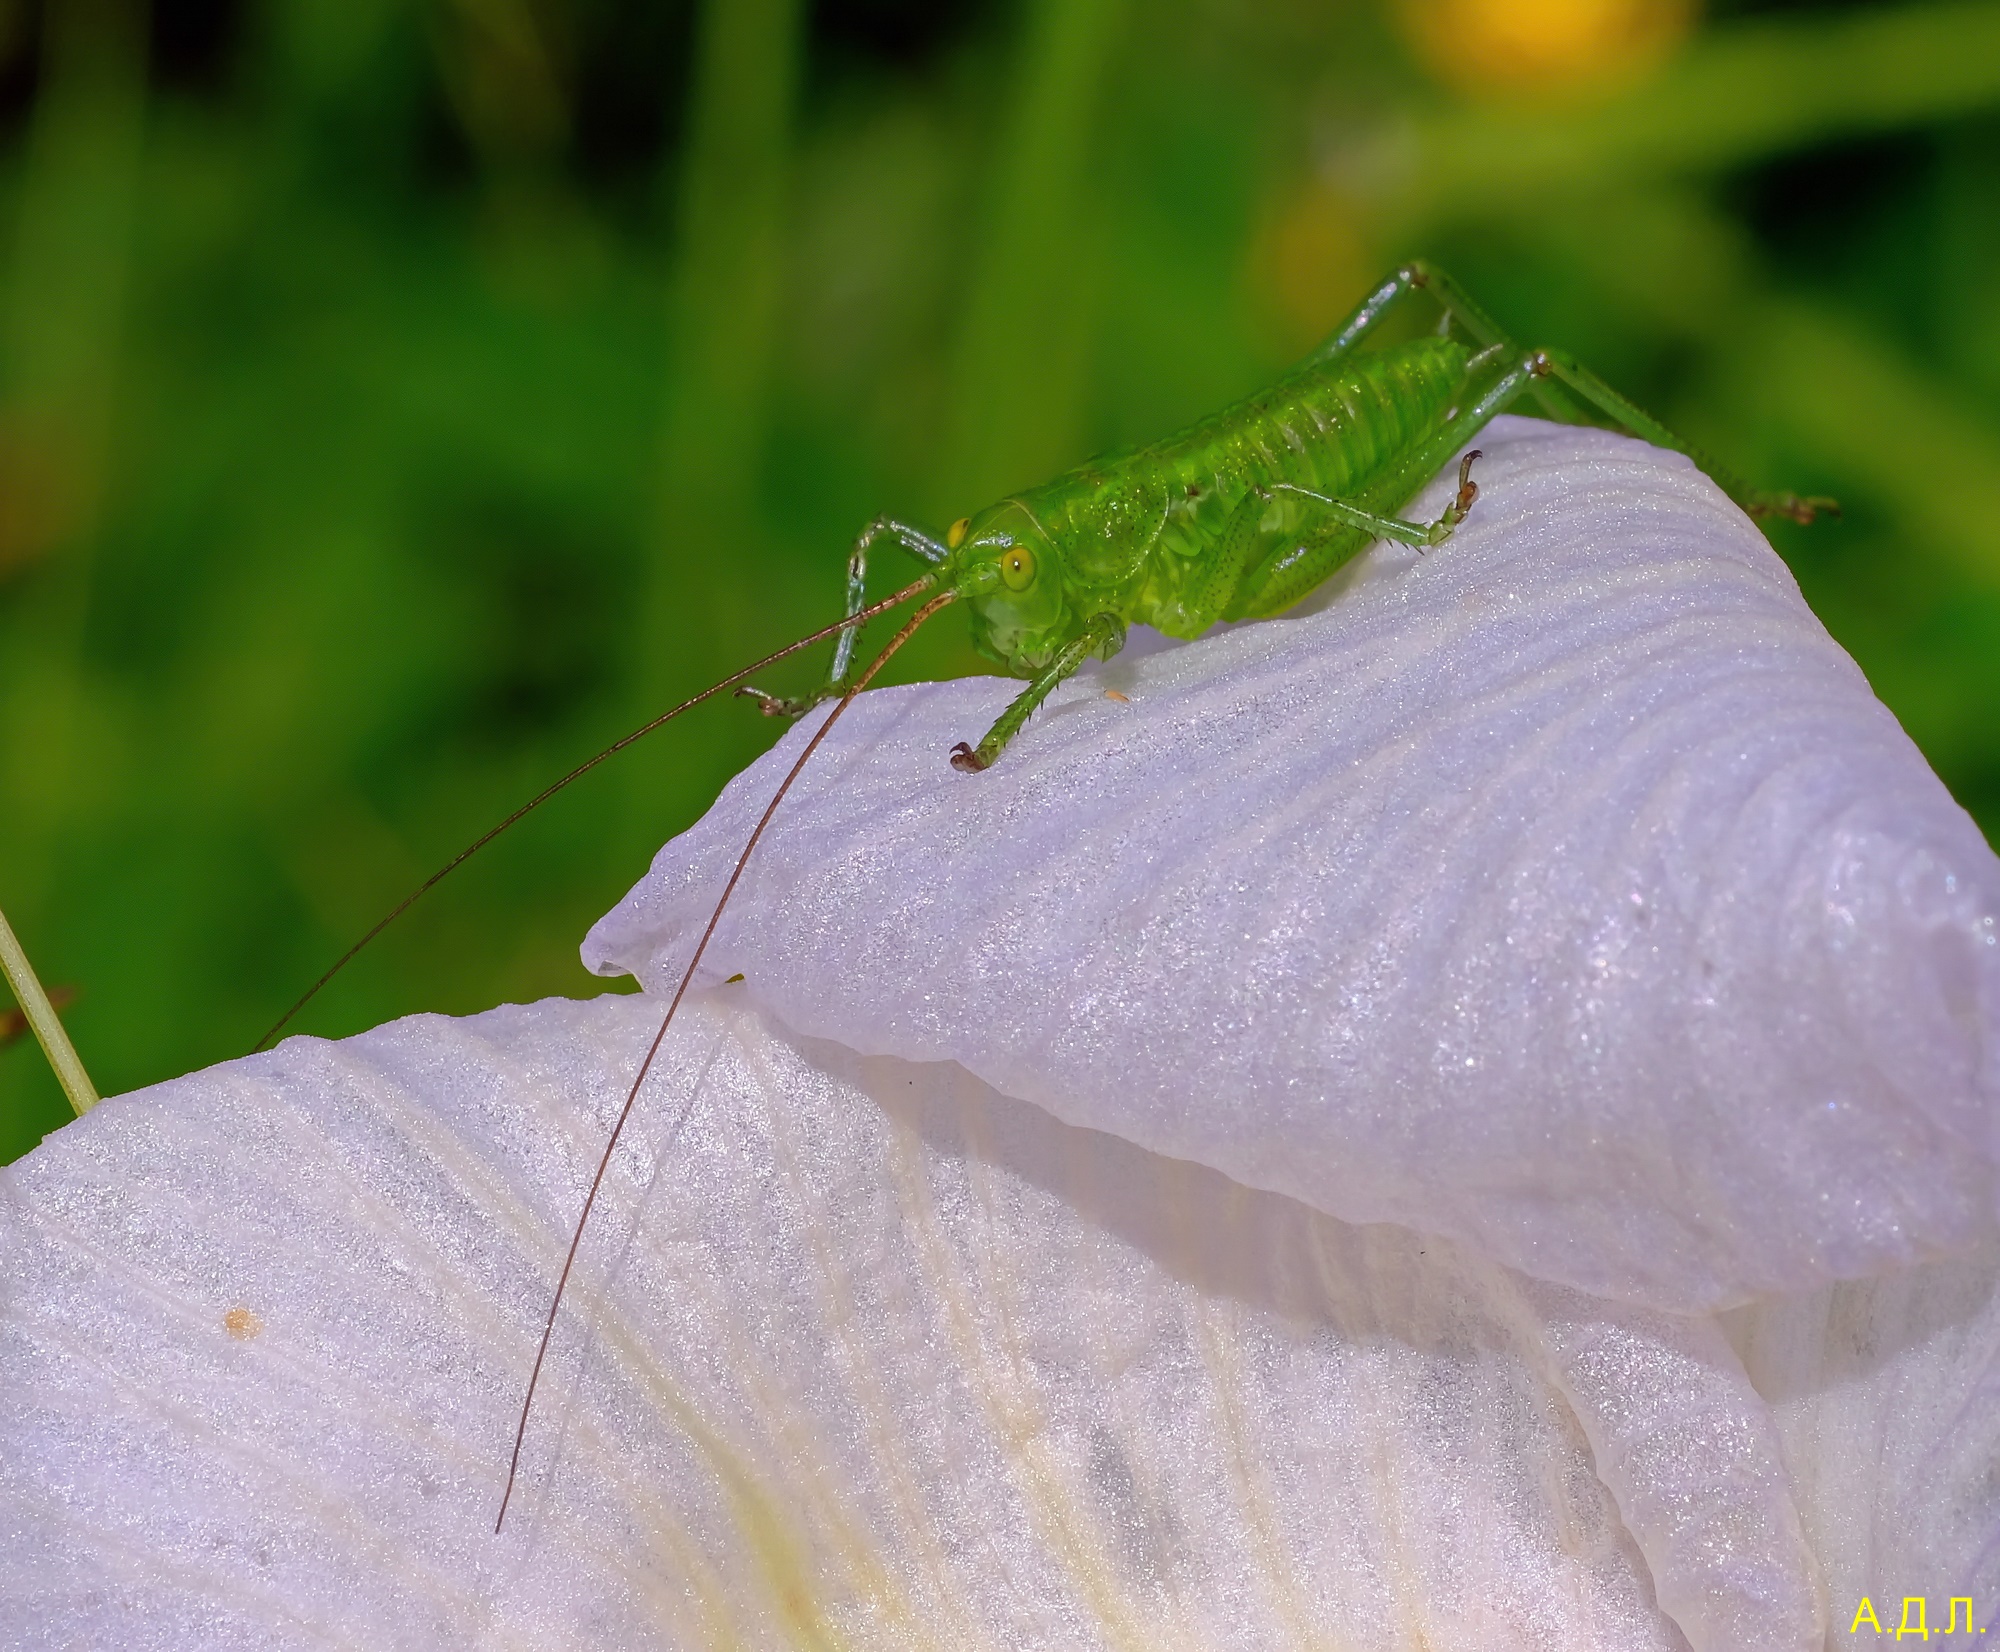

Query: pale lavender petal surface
<box><xmin>1726</xmin><ymin>1245</ymin><xmax>2000</xmax><ymax>1630</ymax></box>
<box><xmin>1515</xmin><ymin>1278</ymin><xmax>1822</xmax><ymax>1650</ymax></box>
<box><xmin>587</xmin><ymin>418</ymin><xmax>2000</xmax><ymax>1313</ymax></box>
<box><xmin>1</xmin><ymin>992</ymin><xmax>1713</xmax><ymax>1650</ymax></box>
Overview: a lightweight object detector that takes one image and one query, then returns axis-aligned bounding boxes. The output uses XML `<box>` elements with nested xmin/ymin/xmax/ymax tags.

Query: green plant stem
<box><xmin>0</xmin><ymin>904</ymin><xmax>98</xmax><ymax>1117</ymax></box>
<box><xmin>625</xmin><ymin>0</ymin><xmax>805</xmax><ymax>842</ymax></box>
<box><xmin>944</xmin><ymin>0</ymin><xmax>1127</xmax><ymax>507</ymax></box>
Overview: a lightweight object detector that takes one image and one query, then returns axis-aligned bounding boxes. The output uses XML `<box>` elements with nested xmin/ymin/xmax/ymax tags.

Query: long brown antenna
<box><xmin>253</xmin><ymin>577</ymin><xmax>938</xmax><ymax>1054</ymax></box>
<box><xmin>496</xmin><ymin>587</ymin><xmax>956</xmax><ymax>1532</ymax></box>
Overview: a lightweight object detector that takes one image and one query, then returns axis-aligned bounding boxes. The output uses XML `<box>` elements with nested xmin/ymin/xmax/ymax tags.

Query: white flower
<box><xmin>2</xmin><ymin>420</ymin><xmax>1993</xmax><ymax>1649</ymax></box>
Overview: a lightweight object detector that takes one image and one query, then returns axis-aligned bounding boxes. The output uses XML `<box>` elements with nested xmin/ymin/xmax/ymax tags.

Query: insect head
<box><xmin>945</xmin><ymin>502</ymin><xmax>1070</xmax><ymax>670</ymax></box>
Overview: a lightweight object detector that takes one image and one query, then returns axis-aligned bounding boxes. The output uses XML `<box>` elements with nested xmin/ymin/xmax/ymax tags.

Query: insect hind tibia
<box><xmin>496</xmin><ymin>588</ymin><xmax>957</xmax><ymax>1534</ymax></box>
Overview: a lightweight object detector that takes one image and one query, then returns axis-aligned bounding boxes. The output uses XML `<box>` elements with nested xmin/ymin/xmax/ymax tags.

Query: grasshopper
<box><xmin>237</xmin><ymin>262</ymin><xmax>1832</xmax><ymax>1526</ymax></box>
<box><xmin>741</xmin><ymin>260</ymin><xmax>1829</xmax><ymax>772</ymax></box>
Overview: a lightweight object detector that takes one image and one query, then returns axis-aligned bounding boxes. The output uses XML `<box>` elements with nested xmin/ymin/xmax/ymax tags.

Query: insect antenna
<box><xmin>496</xmin><ymin>585</ymin><xmax>958</xmax><ymax>1533</ymax></box>
<box><xmin>252</xmin><ymin>576</ymin><xmax>940</xmax><ymax>1054</ymax></box>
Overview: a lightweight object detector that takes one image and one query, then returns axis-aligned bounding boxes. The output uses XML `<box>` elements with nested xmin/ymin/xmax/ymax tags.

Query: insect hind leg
<box><xmin>1306</xmin><ymin>261</ymin><xmax>1515</xmax><ymax>370</ymax></box>
<box><xmin>1281</xmin><ymin>342</ymin><xmax>1830</xmax><ymax>587</ymax></box>
<box><xmin>1304</xmin><ymin>262</ymin><xmax>1509</xmax><ymax>357</ymax></box>
<box><xmin>1401</xmin><ymin>262</ymin><xmax>1607</xmax><ymax>425</ymax></box>
<box><xmin>1405</xmin><ymin>272</ymin><xmax>1833</xmax><ymax>519</ymax></box>
<box><xmin>1304</xmin><ymin>266</ymin><xmax>1432</xmax><ymax>370</ymax></box>
<box><xmin>739</xmin><ymin>516</ymin><xmax>950</xmax><ymax>718</ymax></box>
<box><xmin>1238</xmin><ymin>340</ymin><xmax>1698</xmax><ymax>620</ymax></box>
<box><xmin>1530</xmin><ymin>347</ymin><xmax>1837</xmax><ymax>524</ymax></box>
<box><xmin>1305</xmin><ymin>262</ymin><xmax>1588</xmax><ymax>428</ymax></box>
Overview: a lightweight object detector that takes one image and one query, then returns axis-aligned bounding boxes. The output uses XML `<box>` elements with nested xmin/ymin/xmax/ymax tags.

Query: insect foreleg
<box><xmin>949</xmin><ymin>613</ymin><xmax>1127</xmax><ymax>772</ymax></box>
<box><xmin>740</xmin><ymin>516</ymin><xmax>950</xmax><ymax>718</ymax></box>
<box><xmin>830</xmin><ymin>517</ymin><xmax>950</xmax><ymax>680</ymax></box>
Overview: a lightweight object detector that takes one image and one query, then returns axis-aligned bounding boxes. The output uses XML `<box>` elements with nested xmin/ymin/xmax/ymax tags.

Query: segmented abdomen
<box><xmin>1027</xmin><ymin>337</ymin><xmax>1473</xmax><ymax>608</ymax></box>
<box><xmin>1162</xmin><ymin>335</ymin><xmax>1471</xmax><ymax>500</ymax></box>
<box><xmin>1008</xmin><ymin>334</ymin><xmax>1480</xmax><ymax>636</ymax></box>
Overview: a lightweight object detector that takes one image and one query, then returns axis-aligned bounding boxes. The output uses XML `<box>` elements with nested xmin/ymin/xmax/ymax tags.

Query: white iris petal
<box><xmin>0</xmin><ymin>993</ymin><xmax>1704</xmax><ymax>1648</ymax></box>
<box><xmin>0</xmin><ymin>420</ymin><xmax>1992</xmax><ymax>1649</ymax></box>
<box><xmin>588</xmin><ymin>419</ymin><xmax>2000</xmax><ymax>1314</ymax></box>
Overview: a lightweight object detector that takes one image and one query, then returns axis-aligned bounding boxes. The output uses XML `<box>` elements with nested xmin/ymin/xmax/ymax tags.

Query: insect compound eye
<box><xmin>946</xmin><ymin>516</ymin><xmax>971</xmax><ymax>550</ymax></box>
<box><xmin>1000</xmin><ymin>544</ymin><xmax>1037</xmax><ymax>591</ymax></box>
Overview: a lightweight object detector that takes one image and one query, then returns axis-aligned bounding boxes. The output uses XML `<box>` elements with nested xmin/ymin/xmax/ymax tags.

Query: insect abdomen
<box><xmin>1011</xmin><ymin>336</ymin><xmax>1476</xmax><ymax>641</ymax></box>
<box><xmin>1177</xmin><ymin>336</ymin><xmax>1472</xmax><ymax>499</ymax></box>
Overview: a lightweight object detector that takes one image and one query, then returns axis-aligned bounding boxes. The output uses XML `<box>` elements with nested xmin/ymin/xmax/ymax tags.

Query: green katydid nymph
<box><xmin>738</xmin><ymin>259</ymin><xmax>1830</xmax><ymax>773</ymax></box>
<box><xmin>241</xmin><ymin>260</ymin><xmax>1831</xmax><ymax>1529</ymax></box>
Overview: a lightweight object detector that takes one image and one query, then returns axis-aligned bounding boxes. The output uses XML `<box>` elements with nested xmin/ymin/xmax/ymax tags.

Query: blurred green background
<box><xmin>5</xmin><ymin>0</ymin><xmax>2000</xmax><ymax>1160</ymax></box>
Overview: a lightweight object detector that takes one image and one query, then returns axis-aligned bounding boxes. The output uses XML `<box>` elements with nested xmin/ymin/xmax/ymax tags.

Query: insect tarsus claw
<box><xmin>737</xmin><ymin>684</ymin><xmax>811</xmax><ymax>718</ymax></box>
<box><xmin>1427</xmin><ymin>449</ymin><xmax>1482</xmax><ymax>546</ymax></box>
<box><xmin>1748</xmin><ymin>492</ymin><xmax>1840</xmax><ymax>526</ymax></box>
<box><xmin>949</xmin><ymin>741</ymin><xmax>989</xmax><ymax>773</ymax></box>
<box><xmin>1456</xmin><ymin>449</ymin><xmax>1481</xmax><ymax>513</ymax></box>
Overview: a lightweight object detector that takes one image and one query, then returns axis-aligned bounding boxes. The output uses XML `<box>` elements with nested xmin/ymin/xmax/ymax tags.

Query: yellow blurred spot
<box><xmin>1399</xmin><ymin>0</ymin><xmax>1697</xmax><ymax>97</ymax></box>
<box><xmin>1103</xmin><ymin>690</ymin><xmax>1130</xmax><ymax>703</ymax></box>
<box><xmin>1249</xmin><ymin>179</ymin><xmax>1374</xmax><ymax>354</ymax></box>
<box><xmin>223</xmin><ymin>1306</ymin><xmax>263</xmax><ymax>1341</ymax></box>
